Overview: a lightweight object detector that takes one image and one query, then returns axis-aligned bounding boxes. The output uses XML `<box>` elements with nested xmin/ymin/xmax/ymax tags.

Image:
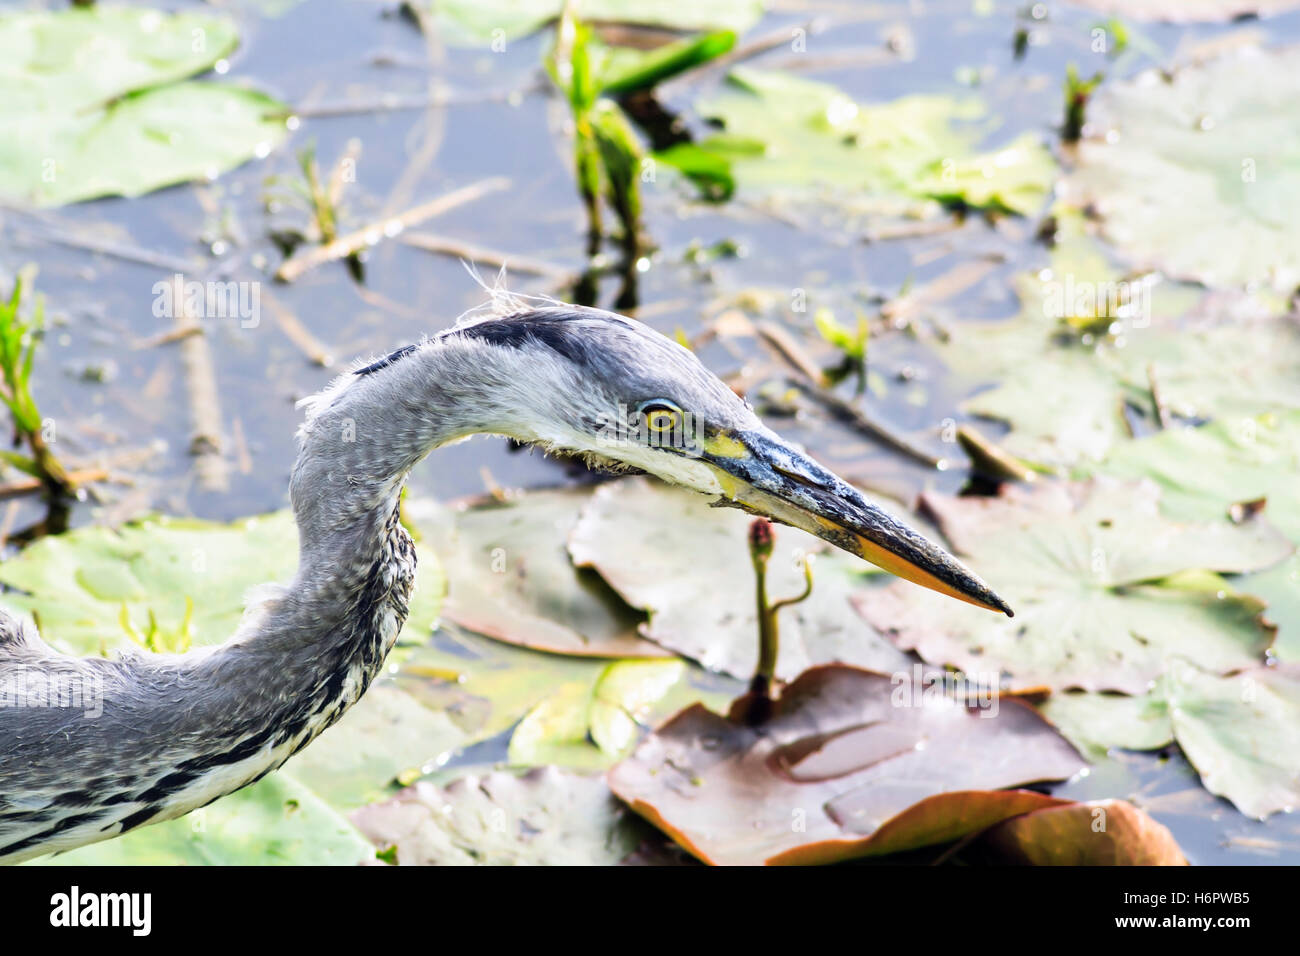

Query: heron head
<box><xmin>456</xmin><ymin>304</ymin><xmax>1011</xmax><ymax>616</ymax></box>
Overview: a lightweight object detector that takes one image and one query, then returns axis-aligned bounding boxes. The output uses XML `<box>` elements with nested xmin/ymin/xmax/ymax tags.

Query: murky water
<box><xmin>3</xmin><ymin>0</ymin><xmax>1297</xmax><ymax>863</ymax></box>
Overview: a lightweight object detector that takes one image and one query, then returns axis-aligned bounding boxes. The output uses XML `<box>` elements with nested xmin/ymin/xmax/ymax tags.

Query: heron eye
<box><xmin>640</xmin><ymin>402</ymin><xmax>681</xmax><ymax>434</ymax></box>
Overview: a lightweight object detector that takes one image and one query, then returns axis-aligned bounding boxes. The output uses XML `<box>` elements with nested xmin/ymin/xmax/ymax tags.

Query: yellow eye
<box><xmin>642</xmin><ymin>403</ymin><xmax>681</xmax><ymax>434</ymax></box>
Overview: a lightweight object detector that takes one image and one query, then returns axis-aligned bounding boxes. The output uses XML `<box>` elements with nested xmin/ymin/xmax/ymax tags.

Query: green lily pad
<box><xmin>1246</xmin><ymin>555</ymin><xmax>1300</xmax><ymax>661</ymax></box>
<box><xmin>508</xmin><ymin>680</ymin><xmax>612</xmax><ymax>770</ymax></box>
<box><xmin>1063</xmin><ymin>46</ymin><xmax>1300</xmax><ymax>291</ymax></box>
<box><xmin>396</xmin><ymin>625</ymin><xmax>733</xmax><ymax>769</ymax></box>
<box><xmin>1163</xmin><ymin>662</ymin><xmax>1300</xmax><ymax>819</ymax></box>
<box><xmin>661</xmin><ymin>67</ymin><xmax>1055</xmax><ymax>217</ymax></box>
<box><xmin>1040</xmin><ymin>690</ymin><xmax>1174</xmax><ymax>761</ymax></box>
<box><xmin>854</xmin><ymin>479</ymin><xmax>1292</xmax><ymax>692</ymax></box>
<box><xmin>351</xmin><ymin>766</ymin><xmax>651</xmax><ymax>865</ymax></box>
<box><xmin>933</xmin><ymin>246</ymin><xmax>1300</xmax><ymax>469</ymax></box>
<box><xmin>405</xmin><ymin>491</ymin><xmax>664</xmax><ymax>658</ymax></box>
<box><xmin>425</xmin><ymin>0</ymin><xmax>763</xmax><ymax>47</ymax></box>
<box><xmin>1091</xmin><ymin>412</ymin><xmax>1300</xmax><ymax>659</ymax></box>
<box><xmin>0</xmin><ymin>7</ymin><xmax>288</xmax><ymax>206</ymax></box>
<box><xmin>0</xmin><ymin>510</ymin><xmax>444</xmax><ymax>657</ymax></box>
<box><xmin>287</xmin><ymin>683</ymin><xmax>469</xmax><ymax>809</ymax></box>
<box><xmin>568</xmin><ymin>477</ymin><xmax>913</xmax><ymax>680</ymax></box>
<box><xmin>589</xmin><ymin>658</ymin><xmax>689</xmax><ymax>758</ymax></box>
<box><xmin>980</xmin><ymin>799</ymin><xmax>1187</xmax><ymax>865</ymax></box>
<box><xmin>395</xmin><ymin>625</ymin><xmax>614</xmax><ymax>745</ymax></box>
<box><xmin>31</xmin><ymin>773</ymin><xmax>370</xmax><ymax>866</ymax></box>
<box><xmin>607</xmin><ymin>665</ymin><xmax>1085</xmax><ymax>866</ymax></box>
<box><xmin>506</xmin><ymin>657</ymin><xmax>710</xmax><ymax>768</ymax></box>
<box><xmin>1096</xmin><ymin>414</ymin><xmax>1300</xmax><ymax>537</ymax></box>
<box><xmin>1040</xmin><ymin>663</ymin><xmax>1300</xmax><ymax>818</ymax></box>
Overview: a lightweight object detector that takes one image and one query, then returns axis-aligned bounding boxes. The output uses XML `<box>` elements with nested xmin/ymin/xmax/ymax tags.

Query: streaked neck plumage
<box><xmin>0</xmin><ymin>332</ymin><xmax>520</xmax><ymax>864</ymax></box>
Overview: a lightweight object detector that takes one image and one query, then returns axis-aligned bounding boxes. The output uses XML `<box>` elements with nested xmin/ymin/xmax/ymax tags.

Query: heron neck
<box><xmin>287</xmin><ymin>338</ymin><xmax>507</xmax><ymax>588</ymax></box>
<box><xmin>216</xmin><ymin>336</ymin><xmax>521</xmax><ymax>685</ymax></box>
<box><xmin>0</xmin><ymin>337</ymin><xmax>531</xmax><ymax>863</ymax></box>
<box><xmin>197</xmin><ymin>340</ymin><xmax>506</xmax><ymax>756</ymax></box>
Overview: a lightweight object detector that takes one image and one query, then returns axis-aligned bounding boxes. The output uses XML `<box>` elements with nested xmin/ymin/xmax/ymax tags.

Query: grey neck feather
<box><xmin>0</xmin><ymin>333</ymin><xmax>533</xmax><ymax>862</ymax></box>
<box><xmin>216</xmin><ymin>331</ymin><xmax>529</xmax><ymax>669</ymax></box>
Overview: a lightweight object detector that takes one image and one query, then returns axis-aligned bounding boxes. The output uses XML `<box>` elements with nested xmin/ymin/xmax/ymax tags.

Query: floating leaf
<box><xmin>981</xmin><ymin>799</ymin><xmax>1187</xmax><ymax>865</ymax></box>
<box><xmin>568</xmin><ymin>477</ymin><xmax>912</xmax><ymax>679</ymax></box>
<box><xmin>1091</xmin><ymin>412</ymin><xmax>1300</xmax><ymax>659</ymax></box>
<box><xmin>0</xmin><ymin>510</ymin><xmax>444</xmax><ymax>656</ymax></box>
<box><xmin>1042</xmin><ymin>663</ymin><xmax>1299</xmax><ymax>818</ymax></box>
<box><xmin>287</xmin><ymin>684</ymin><xmax>469</xmax><ymax>809</ymax></box>
<box><xmin>406</xmin><ymin>491</ymin><xmax>665</xmax><ymax>658</ymax></box>
<box><xmin>661</xmin><ymin>67</ymin><xmax>1055</xmax><ymax>217</ymax></box>
<box><xmin>854</xmin><ymin>479</ymin><xmax>1292</xmax><ymax>692</ymax></box>
<box><xmin>589</xmin><ymin>659</ymin><xmax>689</xmax><ymax>758</ymax></box>
<box><xmin>0</xmin><ymin>8</ymin><xmax>288</xmax><ymax>206</ymax></box>
<box><xmin>1040</xmin><ymin>690</ymin><xmax>1174</xmax><ymax>760</ymax></box>
<box><xmin>396</xmin><ymin>624</ymin><xmax>733</xmax><ymax>768</ymax></box>
<box><xmin>1163</xmin><ymin>662</ymin><xmax>1300</xmax><ymax>819</ymax></box>
<box><xmin>1246</xmin><ymin>555</ymin><xmax>1300</xmax><ymax>661</ymax></box>
<box><xmin>1096</xmin><ymin>414</ymin><xmax>1300</xmax><ymax>537</ymax></box>
<box><xmin>507</xmin><ymin>658</ymin><xmax>712</xmax><ymax>768</ymax></box>
<box><xmin>508</xmin><ymin>681</ymin><xmax>609</xmax><ymax>770</ymax></box>
<box><xmin>351</xmin><ymin>767</ymin><xmax>650</xmax><ymax>865</ymax></box>
<box><xmin>1063</xmin><ymin>46</ymin><xmax>1300</xmax><ymax>291</ymax></box>
<box><xmin>396</xmin><ymin>626</ymin><xmax>616</xmax><ymax>745</ymax></box>
<box><xmin>934</xmin><ymin>265</ymin><xmax>1300</xmax><ymax>467</ymax></box>
<box><xmin>607</xmin><ymin>666</ymin><xmax>1085</xmax><ymax>865</ymax></box>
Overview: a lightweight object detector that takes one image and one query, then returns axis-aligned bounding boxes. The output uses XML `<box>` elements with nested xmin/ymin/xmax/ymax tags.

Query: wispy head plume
<box><xmin>455</xmin><ymin>261</ymin><xmax>560</xmax><ymax>326</ymax></box>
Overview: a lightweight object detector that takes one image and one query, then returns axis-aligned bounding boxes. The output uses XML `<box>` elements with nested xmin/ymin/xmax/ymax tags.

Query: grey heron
<box><xmin>0</xmin><ymin>301</ymin><xmax>1010</xmax><ymax>864</ymax></box>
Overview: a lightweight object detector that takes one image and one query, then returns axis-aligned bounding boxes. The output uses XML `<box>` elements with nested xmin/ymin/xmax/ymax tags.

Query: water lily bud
<box><xmin>748</xmin><ymin>518</ymin><xmax>774</xmax><ymax>562</ymax></box>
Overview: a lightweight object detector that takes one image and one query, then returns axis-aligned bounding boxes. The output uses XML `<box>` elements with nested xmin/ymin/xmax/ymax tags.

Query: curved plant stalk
<box><xmin>745</xmin><ymin>518</ymin><xmax>815</xmax><ymax>724</ymax></box>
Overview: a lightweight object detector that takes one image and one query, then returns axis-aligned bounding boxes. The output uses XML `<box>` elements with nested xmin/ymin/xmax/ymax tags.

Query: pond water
<box><xmin>2</xmin><ymin>0</ymin><xmax>1298</xmax><ymax>864</ymax></box>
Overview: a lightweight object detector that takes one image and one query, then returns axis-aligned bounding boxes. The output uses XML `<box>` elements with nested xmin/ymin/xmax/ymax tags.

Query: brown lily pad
<box><xmin>569</xmin><ymin>477</ymin><xmax>912</xmax><ymax>679</ymax></box>
<box><xmin>606</xmin><ymin>665</ymin><xmax>1086</xmax><ymax>866</ymax></box>
<box><xmin>406</xmin><ymin>491</ymin><xmax>666</xmax><ymax>658</ymax></box>
<box><xmin>981</xmin><ymin>799</ymin><xmax>1188</xmax><ymax>865</ymax></box>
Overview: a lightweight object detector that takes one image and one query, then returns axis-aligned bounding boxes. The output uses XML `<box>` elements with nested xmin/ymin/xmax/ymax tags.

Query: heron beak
<box><xmin>699</xmin><ymin>429</ymin><xmax>1013</xmax><ymax>616</ymax></box>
